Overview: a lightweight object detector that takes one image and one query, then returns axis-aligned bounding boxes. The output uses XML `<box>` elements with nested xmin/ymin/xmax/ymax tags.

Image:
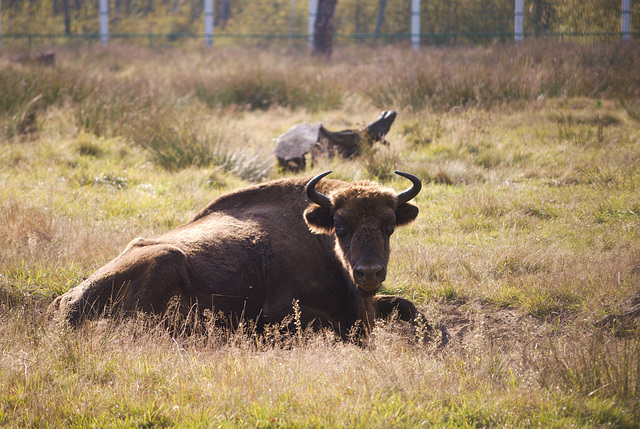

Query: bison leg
<box><xmin>49</xmin><ymin>243</ymin><xmax>191</xmax><ymax>325</ymax></box>
<box><xmin>374</xmin><ymin>295</ymin><xmax>422</xmax><ymax>321</ymax></box>
<box><xmin>373</xmin><ymin>295</ymin><xmax>449</xmax><ymax>345</ymax></box>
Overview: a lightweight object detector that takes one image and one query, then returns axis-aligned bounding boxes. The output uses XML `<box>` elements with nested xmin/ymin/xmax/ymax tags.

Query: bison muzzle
<box><xmin>49</xmin><ymin>171</ymin><xmax>446</xmax><ymax>343</ymax></box>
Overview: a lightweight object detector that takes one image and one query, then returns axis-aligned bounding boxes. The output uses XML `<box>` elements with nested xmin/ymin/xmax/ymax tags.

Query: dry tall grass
<box><xmin>1</xmin><ymin>42</ymin><xmax>639</xmax><ymax>426</ymax></box>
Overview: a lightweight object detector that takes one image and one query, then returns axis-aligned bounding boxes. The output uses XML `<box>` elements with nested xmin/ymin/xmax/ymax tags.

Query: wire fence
<box><xmin>1</xmin><ymin>0</ymin><xmax>638</xmax><ymax>50</ymax></box>
<box><xmin>2</xmin><ymin>30</ymin><xmax>638</xmax><ymax>50</ymax></box>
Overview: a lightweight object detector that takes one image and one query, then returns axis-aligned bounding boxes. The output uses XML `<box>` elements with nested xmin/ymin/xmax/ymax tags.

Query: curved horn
<box><xmin>394</xmin><ymin>171</ymin><xmax>422</xmax><ymax>205</ymax></box>
<box><xmin>306</xmin><ymin>171</ymin><xmax>333</xmax><ymax>209</ymax></box>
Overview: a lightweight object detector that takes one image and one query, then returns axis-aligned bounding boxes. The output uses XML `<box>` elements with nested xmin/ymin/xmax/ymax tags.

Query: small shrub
<box><xmin>358</xmin><ymin>141</ymin><xmax>400</xmax><ymax>181</ymax></box>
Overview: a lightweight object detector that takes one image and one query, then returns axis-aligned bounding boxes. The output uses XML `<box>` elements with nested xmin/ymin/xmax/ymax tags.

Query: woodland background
<box><xmin>1</xmin><ymin>0</ymin><xmax>639</xmax><ymax>47</ymax></box>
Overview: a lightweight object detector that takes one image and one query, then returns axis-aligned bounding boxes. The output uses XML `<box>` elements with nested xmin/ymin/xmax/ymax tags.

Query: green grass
<box><xmin>1</xmin><ymin>42</ymin><xmax>639</xmax><ymax>427</ymax></box>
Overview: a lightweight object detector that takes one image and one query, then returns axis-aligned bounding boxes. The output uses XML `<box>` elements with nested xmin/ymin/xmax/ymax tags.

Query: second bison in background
<box><xmin>274</xmin><ymin>110</ymin><xmax>397</xmax><ymax>172</ymax></box>
<box><xmin>49</xmin><ymin>171</ymin><xmax>446</xmax><ymax>343</ymax></box>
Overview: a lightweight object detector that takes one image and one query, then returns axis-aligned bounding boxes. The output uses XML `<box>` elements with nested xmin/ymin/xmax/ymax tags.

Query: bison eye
<box><xmin>384</xmin><ymin>224</ymin><xmax>395</xmax><ymax>236</ymax></box>
<box><xmin>334</xmin><ymin>224</ymin><xmax>347</xmax><ymax>238</ymax></box>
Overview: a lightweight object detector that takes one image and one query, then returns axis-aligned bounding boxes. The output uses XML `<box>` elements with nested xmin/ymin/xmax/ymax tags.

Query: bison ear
<box><xmin>304</xmin><ymin>206</ymin><xmax>334</xmax><ymax>234</ymax></box>
<box><xmin>395</xmin><ymin>202</ymin><xmax>419</xmax><ymax>226</ymax></box>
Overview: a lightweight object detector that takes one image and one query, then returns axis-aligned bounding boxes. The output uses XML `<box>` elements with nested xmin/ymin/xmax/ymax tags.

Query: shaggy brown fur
<box><xmin>49</xmin><ymin>174</ymin><xmax>443</xmax><ymax>342</ymax></box>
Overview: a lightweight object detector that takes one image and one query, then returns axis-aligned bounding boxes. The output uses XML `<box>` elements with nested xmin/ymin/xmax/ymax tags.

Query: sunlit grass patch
<box><xmin>517</xmin><ymin>282</ymin><xmax>583</xmax><ymax>319</ymax></box>
<box><xmin>1</xmin><ymin>261</ymin><xmax>84</xmax><ymax>300</ymax></box>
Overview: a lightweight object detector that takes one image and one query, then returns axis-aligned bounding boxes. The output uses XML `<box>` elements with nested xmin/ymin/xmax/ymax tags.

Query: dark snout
<box><xmin>353</xmin><ymin>261</ymin><xmax>387</xmax><ymax>292</ymax></box>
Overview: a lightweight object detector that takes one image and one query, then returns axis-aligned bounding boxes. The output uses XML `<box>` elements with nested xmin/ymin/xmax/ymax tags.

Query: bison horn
<box><xmin>306</xmin><ymin>171</ymin><xmax>333</xmax><ymax>209</ymax></box>
<box><xmin>395</xmin><ymin>171</ymin><xmax>422</xmax><ymax>205</ymax></box>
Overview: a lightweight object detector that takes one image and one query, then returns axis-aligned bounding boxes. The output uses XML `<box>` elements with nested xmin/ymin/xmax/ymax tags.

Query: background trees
<box><xmin>1</xmin><ymin>0</ymin><xmax>638</xmax><ymax>44</ymax></box>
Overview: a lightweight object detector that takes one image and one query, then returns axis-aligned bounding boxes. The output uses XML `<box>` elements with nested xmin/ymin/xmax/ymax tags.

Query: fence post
<box><xmin>308</xmin><ymin>0</ymin><xmax>317</xmax><ymax>51</ymax></box>
<box><xmin>411</xmin><ymin>0</ymin><xmax>420</xmax><ymax>51</ymax></box>
<box><xmin>515</xmin><ymin>0</ymin><xmax>523</xmax><ymax>44</ymax></box>
<box><xmin>99</xmin><ymin>0</ymin><xmax>109</xmax><ymax>46</ymax></box>
<box><xmin>204</xmin><ymin>0</ymin><xmax>214</xmax><ymax>47</ymax></box>
<box><xmin>622</xmin><ymin>0</ymin><xmax>631</xmax><ymax>41</ymax></box>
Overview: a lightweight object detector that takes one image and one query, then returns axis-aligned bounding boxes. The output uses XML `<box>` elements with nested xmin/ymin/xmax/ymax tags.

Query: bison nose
<box><xmin>353</xmin><ymin>262</ymin><xmax>386</xmax><ymax>288</ymax></box>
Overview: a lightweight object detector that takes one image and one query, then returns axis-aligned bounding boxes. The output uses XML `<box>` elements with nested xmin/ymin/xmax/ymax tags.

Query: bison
<box><xmin>275</xmin><ymin>110</ymin><xmax>398</xmax><ymax>172</ymax></box>
<box><xmin>49</xmin><ymin>171</ymin><xmax>446</xmax><ymax>343</ymax></box>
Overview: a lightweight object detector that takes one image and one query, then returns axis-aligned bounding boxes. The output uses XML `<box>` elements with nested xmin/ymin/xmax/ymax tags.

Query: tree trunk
<box><xmin>373</xmin><ymin>0</ymin><xmax>387</xmax><ymax>34</ymax></box>
<box><xmin>312</xmin><ymin>0</ymin><xmax>337</xmax><ymax>59</ymax></box>
<box><xmin>529</xmin><ymin>0</ymin><xmax>555</xmax><ymax>34</ymax></box>
<box><xmin>62</xmin><ymin>0</ymin><xmax>71</xmax><ymax>35</ymax></box>
<box><xmin>217</xmin><ymin>0</ymin><xmax>231</xmax><ymax>29</ymax></box>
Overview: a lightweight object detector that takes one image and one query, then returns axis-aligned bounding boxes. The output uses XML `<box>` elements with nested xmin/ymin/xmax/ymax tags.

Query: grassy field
<box><xmin>1</xmin><ymin>42</ymin><xmax>640</xmax><ymax>427</ymax></box>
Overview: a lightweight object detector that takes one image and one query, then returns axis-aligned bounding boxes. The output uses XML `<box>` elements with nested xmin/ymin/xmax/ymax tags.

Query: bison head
<box><xmin>303</xmin><ymin>171</ymin><xmax>421</xmax><ymax>294</ymax></box>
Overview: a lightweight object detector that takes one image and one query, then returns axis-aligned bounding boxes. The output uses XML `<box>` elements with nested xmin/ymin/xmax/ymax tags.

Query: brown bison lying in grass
<box><xmin>49</xmin><ymin>171</ymin><xmax>447</xmax><ymax>344</ymax></box>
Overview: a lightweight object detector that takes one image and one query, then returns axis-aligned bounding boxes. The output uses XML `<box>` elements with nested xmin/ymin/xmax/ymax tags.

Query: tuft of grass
<box><xmin>434</xmin><ymin>168</ymin><xmax>454</xmax><ymax>185</ymax></box>
<box><xmin>74</xmin><ymin>133</ymin><xmax>103</xmax><ymax>157</ymax></box>
<box><xmin>357</xmin><ymin>141</ymin><xmax>400</xmax><ymax>181</ymax></box>
<box><xmin>137</xmin><ymin>117</ymin><xmax>225</xmax><ymax>171</ymax></box>
<box><xmin>538</xmin><ymin>328</ymin><xmax>640</xmax><ymax>401</ymax></box>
